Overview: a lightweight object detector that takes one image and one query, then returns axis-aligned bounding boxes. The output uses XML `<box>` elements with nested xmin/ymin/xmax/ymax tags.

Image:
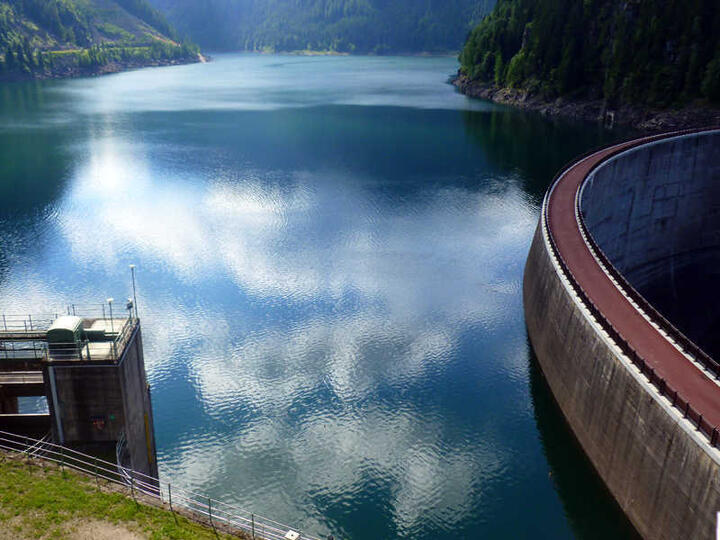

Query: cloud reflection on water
<box><xmin>0</xmin><ymin>55</ymin><xmax>548</xmax><ymax>539</ymax></box>
<box><xmin>0</xmin><ymin>126</ymin><xmax>536</xmax><ymax>535</ymax></box>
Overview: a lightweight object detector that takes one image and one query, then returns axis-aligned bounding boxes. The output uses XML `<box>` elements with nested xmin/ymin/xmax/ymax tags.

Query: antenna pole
<box><xmin>130</xmin><ymin>264</ymin><xmax>138</xmax><ymax>319</ymax></box>
<box><xmin>107</xmin><ymin>298</ymin><xmax>115</xmax><ymax>333</ymax></box>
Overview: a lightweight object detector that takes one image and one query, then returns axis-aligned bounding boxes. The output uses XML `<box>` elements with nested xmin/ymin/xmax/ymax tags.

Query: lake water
<box><xmin>0</xmin><ymin>54</ymin><xmax>637</xmax><ymax>539</ymax></box>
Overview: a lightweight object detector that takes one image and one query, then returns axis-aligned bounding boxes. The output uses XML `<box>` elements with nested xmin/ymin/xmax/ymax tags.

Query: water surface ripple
<box><xmin>0</xmin><ymin>54</ymin><xmax>635</xmax><ymax>539</ymax></box>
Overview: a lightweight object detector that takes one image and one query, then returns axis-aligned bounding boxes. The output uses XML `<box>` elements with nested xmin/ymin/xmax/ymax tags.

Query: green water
<box><xmin>0</xmin><ymin>54</ymin><xmax>637</xmax><ymax>539</ymax></box>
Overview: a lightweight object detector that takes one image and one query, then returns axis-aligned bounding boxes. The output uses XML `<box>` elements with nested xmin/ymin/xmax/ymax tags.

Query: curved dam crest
<box><xmin>579</xmin><ymin>132</ymin><xmax>720</xmax><ymax>361</ymax></box>
<box><xmin>524</xmin><ymin>129</ymin><xmax>720</xmax><ymax>540</ymax></box>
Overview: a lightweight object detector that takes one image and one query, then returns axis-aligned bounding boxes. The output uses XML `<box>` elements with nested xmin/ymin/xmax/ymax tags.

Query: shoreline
<box><xmin>0</xmin><ymin>53</ymin><xmax>205</xmax><ymax>83</ymax></box>
<box><xmin>452</xmin><ymin>74</ymin><xmax>720</xmax><ymax>132</ymax></box>
<box><xmin>210</xmin><ymin>48</ymin><xmax>459</xmax><ymax>57</ymax></box>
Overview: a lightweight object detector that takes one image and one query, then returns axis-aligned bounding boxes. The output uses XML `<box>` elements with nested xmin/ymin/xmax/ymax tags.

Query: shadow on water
<box><xmin>132</xmin><ymin>104</ymin><xmax>508</xmax><ymax>189</ymax></box>
<box><xmin>462</xmin><ymin>108</ymin><xmax>635</xmax><ymax>205</ymax></box>
<box><xmin>0</xmin><ymin>82</ymin><xmax>71</xmax><ymax>218</ymax></box>
<box><xmin>0</xmin><ymin>129</ymin><xmax>69</xmax><ymax>216</ymax></box>
<box><xmin>127</xmin><ymin>103</ymin><xmax>632</xmax><ymax>209</ymax></box>
<box><xmin>0</xmin><ymin>81</ymin><xmax>74</xmax><ymax>289</ymax></box>
<box><xmin>528</xmin><ymin>339</ymin><xmax>640</xmax><ymax>540</ymax></box>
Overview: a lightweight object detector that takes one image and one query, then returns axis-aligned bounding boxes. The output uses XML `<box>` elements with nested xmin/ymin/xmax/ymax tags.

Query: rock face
<box><xmin>452</xmin><ymin>74</ymin><xmax>720</xmax><ymax>132</ymax></box>
<box><xmin>0</xmin><ymin>55</ymin><xmax>202</xmax><ymax>83</ymax></box>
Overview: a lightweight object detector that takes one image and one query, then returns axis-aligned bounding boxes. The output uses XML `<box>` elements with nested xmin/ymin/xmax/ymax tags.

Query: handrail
<box><xmin>541</xmin><ymin>128</ymin><xmax>720</xmax><ymax>449</ymax></box>
<box><xmin>576</xmin><ymin>207</ymin><xmax>720</xmax><ymax>378</ymax></box>
<box><xmin>0</xmin><ymin>430</ymin><xmax>322</xmax><ymax>540</ymax></box>
<box><xmin>0</xmin><ymin>314</ymin><xmax>138</xmax><ymax>364</ymax></box>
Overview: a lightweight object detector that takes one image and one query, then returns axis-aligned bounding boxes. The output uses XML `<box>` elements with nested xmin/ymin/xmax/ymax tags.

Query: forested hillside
<box><xmin>0</xmin><ymin>0</ymin><xmax>199</xmax><ymax>79</ymax></box>
<box><xmin>148</xmin><ymin>0</ymin><xmax>495</xmax><ymax>53</ymax></box>
<box><xmin>458</xmin><ymin>0</ymin><xmax>720</xmax><ymax>107</ymax></box>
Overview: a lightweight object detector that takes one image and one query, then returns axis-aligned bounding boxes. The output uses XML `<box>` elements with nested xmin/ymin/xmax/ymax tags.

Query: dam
<box><xmin>524</xmin><ymin>129</ymin><xmax>720</xmax><ymax>539</ymax></box>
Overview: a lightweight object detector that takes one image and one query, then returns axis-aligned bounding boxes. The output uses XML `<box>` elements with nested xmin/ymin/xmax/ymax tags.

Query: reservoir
<box><xmin>0</xmin><ymin>54</ymin><xmax>636</xmax><ymax>539</ymax></box>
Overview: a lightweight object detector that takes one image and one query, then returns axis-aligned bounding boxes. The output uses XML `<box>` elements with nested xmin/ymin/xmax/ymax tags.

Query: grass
<box><xmin>0</xmin><ymin>452</ymin><xmax>241</xmax><ymax>539</ymax></box>
<box><xmin>46</xmin><ymin>46</ymin><xmax>148</xmax><ymax>56</ymax></box>
<box><xmin>46</xmin><ymin>50</ymin><xmax>83</xmax><ymax>57</ymax></box>
<box><xmin>97</xmin><ymin>23</ymin><xmax>134</xmax><ymax>41</ymax></box>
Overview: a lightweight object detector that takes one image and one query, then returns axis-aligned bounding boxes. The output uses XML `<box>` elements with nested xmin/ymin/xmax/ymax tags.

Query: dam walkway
<box><xmin>544</xmin><ymin>129</ymin><xmax>720</xmax><ymax>445</ymax></box>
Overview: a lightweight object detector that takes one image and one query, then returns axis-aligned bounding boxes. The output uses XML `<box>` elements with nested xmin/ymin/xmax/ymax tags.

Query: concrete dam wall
<box><xmin>580</xmin><ymin>132</ymin><xmax>720</xmax><ymax>359</ymax></box>
<box><xmin>524</xmin><ymin>129</ymin><xmax>720</xmax><ymax>540</ymax></box>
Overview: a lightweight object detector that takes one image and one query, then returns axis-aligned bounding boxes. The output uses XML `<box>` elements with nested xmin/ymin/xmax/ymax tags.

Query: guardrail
<box><xmin>542</xmin><ymin>129</ymin><xmax>720</xmax><ymax>449</ymax></box>
<box><xmin>42</xmin><ymin>317</ymin><xmax>136</xmax><ymax>363</ymax></box>
<box><xmin>0</xmin><ymin>307</ymin><xmax>137</xmax><ymax>364</ymax></box>
<box><xmin>576</xmin><ymin>207</ymin><xmax>720</xmax><ymax>378</ymax></box>
<box><xmin>0</xmin><ymin>430</ymin><xmax>322</xmax><ymax>540</ymax></box>
<box><xmin>0</xmin><ymin>313</ymin><xmax>55</xmax><ymax>362</ymax></box>
<box><xmin>0</xmin><ymin>313</ymin><xmax>56</xmax><ymax>332</ymax></box>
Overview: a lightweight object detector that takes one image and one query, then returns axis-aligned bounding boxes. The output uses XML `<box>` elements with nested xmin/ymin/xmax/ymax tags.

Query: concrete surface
<box><xmin>580</xmin><ymin>131</ymin><xmax>720</xmax><ymax>357</ymax></box>
<box><xmin>524</xmin><ymin>130</ymin><xmax>720</xmax><ymax>540</ymax></box>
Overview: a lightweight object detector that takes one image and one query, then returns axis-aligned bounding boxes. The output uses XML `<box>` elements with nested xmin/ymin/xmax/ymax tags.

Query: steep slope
<box><xmin>0</xmin><ymin>0</ymin><xmax>199</xmax><ymax>79</ymax></box>
<box><xmin>148</xmin><ymin>0</ymin><xmax>495</xmax><ymax>54</ymax></box>
<box><xmin>456</xmin><ymin>0</ymin><xmax>720</xmax><ymax>113</ymax></box>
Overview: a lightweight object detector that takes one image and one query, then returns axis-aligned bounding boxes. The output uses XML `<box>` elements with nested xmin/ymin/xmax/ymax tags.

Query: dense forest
<box><xmin>459</xmin><ymin>0</ymin><xmax>720</xmax><ymax>107</ymax></box>
<box><xmin>148</xmin><ymin>0</ymin><xmax>495</xmax><ymax>53</ymax></box>
<box><xmin>0</xmin><ymin>0</ymin><xmax>198</xmax><ymax>78</ymax></box>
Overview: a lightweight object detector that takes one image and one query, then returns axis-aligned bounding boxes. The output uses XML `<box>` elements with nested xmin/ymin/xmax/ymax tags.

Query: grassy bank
<box><xmin>0</xmin><ymin>452</ymin><xmax>240</xmax><ymax>539</ymax></box>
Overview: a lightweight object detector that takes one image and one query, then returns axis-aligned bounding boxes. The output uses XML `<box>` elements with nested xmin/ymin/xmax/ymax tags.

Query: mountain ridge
<box><xmin>0</xmin><ymin>0</ymin><xmax>200</xmax><ymax>80</ymax></box>
<box><xmin>147</xmin><ymin>0</ymin><xmax>496</xmax><ymax>54</ymax></box>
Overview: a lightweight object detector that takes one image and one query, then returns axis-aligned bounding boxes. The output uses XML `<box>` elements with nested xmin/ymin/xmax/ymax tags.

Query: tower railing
<box><xmin>0</xmin><ymin>306</ymin><xmax>138</xmax><ymax>364</ymax></box>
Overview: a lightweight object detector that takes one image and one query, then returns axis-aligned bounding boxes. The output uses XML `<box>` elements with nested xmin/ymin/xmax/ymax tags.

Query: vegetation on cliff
<box><xmin>148</xmin><ymin>0</ymin><xmax>495</xmax><ymax>53</ymax></box>
<box><xmin>0</xmin><ymin>0</ymin><xmax>199</xmax><ymax>79</ymax></box>
<box><xmin>459</xmin><ymin>0</ymin><xmax>720</xmax><ymax>107</ymax></box>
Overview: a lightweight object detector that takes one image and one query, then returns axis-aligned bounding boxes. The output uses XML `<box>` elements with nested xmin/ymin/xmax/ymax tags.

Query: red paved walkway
<box><xmin>545</xmin><ymin>131</ymin><xmax>720</xmax><ymax>432</ymax></box>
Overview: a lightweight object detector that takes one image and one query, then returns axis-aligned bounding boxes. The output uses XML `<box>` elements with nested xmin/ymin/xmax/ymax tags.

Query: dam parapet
<box><xmin>579</xmin><ymin>131</ymin><xmax>720</xmax><ymax>363</ymax></box>
<box><xmin>0</xmin><ymin>303</ymin><xmax>157</xmax><ymax>478</ymax></box>
<box><xmin>524</xmin><ymin>129</ymin><xmax>720</xmax><ymax>540</ymax></box>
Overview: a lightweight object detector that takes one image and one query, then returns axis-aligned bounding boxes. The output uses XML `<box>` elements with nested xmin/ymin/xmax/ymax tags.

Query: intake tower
<box><xmin>0</xmin><ymin>303</ymin><xmax>157</xmax><ymax>478</ymax></box>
